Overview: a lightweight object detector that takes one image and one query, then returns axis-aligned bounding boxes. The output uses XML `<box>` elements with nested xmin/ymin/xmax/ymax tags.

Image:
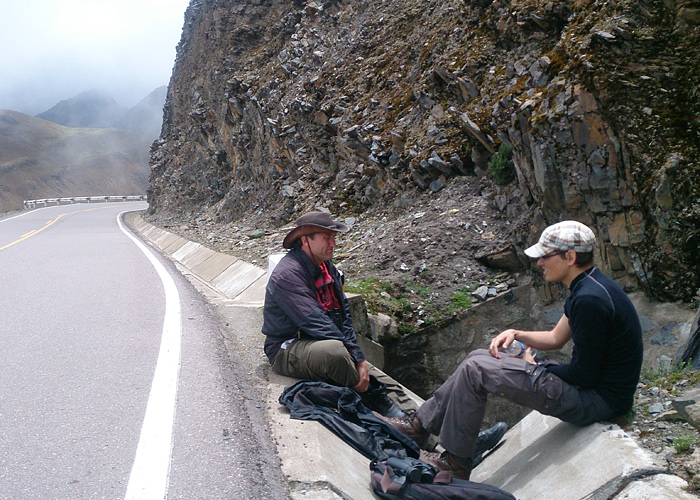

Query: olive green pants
<box><xmin>272</xmin><ymin>339</ymin><xmax>359</xmax><ymax>387</ymax></box>
<box><xmin>271</xmin><ymin>338</ymin><xmax>419</xmax><ymax>411</ymax></box>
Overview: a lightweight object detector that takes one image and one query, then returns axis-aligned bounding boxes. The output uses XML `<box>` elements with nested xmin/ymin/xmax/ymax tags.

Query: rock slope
<box><xmin>148</xmin><ymin>0</ymin><xmax>699</xmax><ymax>303</ymax></box>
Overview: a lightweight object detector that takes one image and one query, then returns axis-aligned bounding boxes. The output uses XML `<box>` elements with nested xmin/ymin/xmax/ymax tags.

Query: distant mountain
<box><xmin>117</xmin><ymin>86</ymin><xmax>167</xmax><ymax>141</ymax></box>
<box><xmin>35</xmin><ymin>87</ymin><xmax>167</xmax><ymax>142</ymax></box>
<box><xmin>0</xmin><ymin>110</ymin><xmax>151</xmax><ymax>213</ymax></box>
<box><xmin>35</xmin><ymin>90</ymin><xmax>127</xmax><ymax>129</ymax></box>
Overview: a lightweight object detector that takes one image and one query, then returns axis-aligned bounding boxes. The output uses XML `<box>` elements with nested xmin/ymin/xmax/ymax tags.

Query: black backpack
<box><xmin>370</xmin><ymin>459</ymin><xmax>517</xmax><ymax>500</ymax></box>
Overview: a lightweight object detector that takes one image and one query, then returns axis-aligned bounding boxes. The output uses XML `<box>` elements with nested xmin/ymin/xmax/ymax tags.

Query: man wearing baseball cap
<box><xmin>381</xmin><ymin>220</ymin><xmax>643</xmax><ymax>480</ymax></box>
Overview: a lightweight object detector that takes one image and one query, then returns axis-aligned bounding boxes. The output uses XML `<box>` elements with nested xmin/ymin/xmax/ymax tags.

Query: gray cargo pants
<box><xmin>417</xmin><ymin>349</ymin><xmax>615</xmax><ymax>459</ymax></box>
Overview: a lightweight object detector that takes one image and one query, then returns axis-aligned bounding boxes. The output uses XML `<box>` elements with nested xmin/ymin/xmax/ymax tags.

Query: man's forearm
<box><xmin>513</xmin><ymin>330</ymin><xmax>563</xmax><ymax>350</ymax></box>
<box><xmin>515</xmin><ymin>314</ymin><xmax>571</xmax><ymax>351</ymax></box>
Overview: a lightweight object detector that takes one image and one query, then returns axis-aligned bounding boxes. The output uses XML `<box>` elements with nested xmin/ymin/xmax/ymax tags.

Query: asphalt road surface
<box><xmin>0</xmin><ymin>203</ymin><xmax>287</xmax><ymax>500</ymax></box>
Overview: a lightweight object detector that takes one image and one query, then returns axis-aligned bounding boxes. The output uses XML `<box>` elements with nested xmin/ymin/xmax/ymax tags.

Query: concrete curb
<box><xmin>124</xmin><ymin>212</ymin><xmax>267</xmax><ymax>306</ymax></box>
<box><xmin>124</xmin><ymin>212</ymin><xmax>693</xmax><ymax>500</ymax></box>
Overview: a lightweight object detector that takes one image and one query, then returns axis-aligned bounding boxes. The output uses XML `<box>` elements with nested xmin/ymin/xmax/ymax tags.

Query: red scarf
<box><xmin>315</xmin><ymin>262</ymin><xmax>340</xmax><ymax>311</ymax></box>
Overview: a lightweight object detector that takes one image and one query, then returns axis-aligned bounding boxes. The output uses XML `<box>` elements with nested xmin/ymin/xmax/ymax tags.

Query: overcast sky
<box><xmin>0</xmin><ymin>0</ymin><xmax>191</xmax><ymax>115</ymax></box>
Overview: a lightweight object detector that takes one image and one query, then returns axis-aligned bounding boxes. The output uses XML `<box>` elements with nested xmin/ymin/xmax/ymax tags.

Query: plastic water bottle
<box><xmin>504</xmin><ymin>340</ymin><xmax>526</xmax><ymax>357</ymax></box>
<box><xmin>503</xmin><ymin>340</ymin><xmax>538</xmax><ymax>359</ymax></box>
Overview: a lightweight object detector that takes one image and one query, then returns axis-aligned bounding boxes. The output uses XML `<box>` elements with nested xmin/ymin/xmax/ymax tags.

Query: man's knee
<box><xmin>454</xmin><ymin>349</ymin><xmax>507</xmax><ymax>398</ymax></box>
<box><xmin>466</xmin><ymin>348</ymin><xmax>491</xmax><ymax>360</ymax></box>
<box><xmin>307</xmin><ymin>340</ymin><xmax>358</xmax><ymax>386</ymax></box>
<box><xmin>461</xmin><ymin>349</ymin><xmax>495</xmax><ymax>376</ymax></box>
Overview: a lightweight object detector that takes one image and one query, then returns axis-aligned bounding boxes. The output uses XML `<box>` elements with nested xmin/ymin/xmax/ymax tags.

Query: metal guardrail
<box><xmin>23</xmin><ymin>195</ymin><xmax>147</xmax><ymax>209</ymax></box>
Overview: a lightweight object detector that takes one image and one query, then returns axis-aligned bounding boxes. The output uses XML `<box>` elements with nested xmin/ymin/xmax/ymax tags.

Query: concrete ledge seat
<box><xmin>472</xmin><ymin>412</ymin><xmax>692</xmax><ymax>500</ymax></box>
<box><xmin>267</xmin><ymin>371</ymin><xmax>373</xmax><ymax>500</ymax></box>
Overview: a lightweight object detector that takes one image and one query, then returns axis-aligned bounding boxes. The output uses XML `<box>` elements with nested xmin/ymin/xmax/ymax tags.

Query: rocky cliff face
<box><xmin>149</xmin><ymin>0</ymin><xmax>699</xmax><ymax>302</ymax></box>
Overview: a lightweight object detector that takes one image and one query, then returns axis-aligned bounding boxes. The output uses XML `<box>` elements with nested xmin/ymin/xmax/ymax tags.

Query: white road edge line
<box><xmin>0</xmin><ymin>205</ymin><xmax>51</xmax><ymax>223</ymax></box>
<box><xmin>118</xmin><ymin>211</ymin><xmax>182</xmax><ymax>500</ymax></box>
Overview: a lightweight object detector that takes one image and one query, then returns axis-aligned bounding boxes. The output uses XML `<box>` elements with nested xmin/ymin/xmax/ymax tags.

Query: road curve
<box><xmin>0</xmin><ymin>204</ymin><xmax>288</xmax><ymax>500</ymax></box>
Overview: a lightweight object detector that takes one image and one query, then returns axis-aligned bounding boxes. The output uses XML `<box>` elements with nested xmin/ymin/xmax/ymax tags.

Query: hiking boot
<box><xmin>419</xmin><ymin>450</ymin><xmax>473</xmax><ymax>481</ymax></box>
<box><xmin>472</xmin><ymin>422</ymin><xmax>507</xmax><ymax>466</ymax></box>
<box><xmin>361</xmin><ymin>389</ymin><xmax>405</xmax><ymax>418</ymax></box>
<box><xmin>377</xmin><ymin>411</ymin><xmax>430</xmax><ymax>449</ymax></box>
<box><xmin>360</xmin><ymin>375</ymin><xmax>406</xmax><ymax>418</ymax></box>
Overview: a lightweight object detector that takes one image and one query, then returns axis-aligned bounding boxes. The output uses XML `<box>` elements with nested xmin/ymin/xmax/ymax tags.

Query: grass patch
<box><xmin>638</xmin><ymin>362</ymin><xmax>700</xmax><ymax>415</ymax></box>
<box><xmin>345</xmin><ymin>277</ymin><xmax>413</xmax><ymax>318</ymax></box>
<box><xmin>449</xmin><ymin>288</ymin><xmax>473</xmax><ymax>311</ymax></box>
<box><xmin>642</xmin><ymin>361</ymin><xmax>700</xmax><ymax>388</ymax></box>
<box><xmin>347</xmin><ymin>278</ymin><xmax>485</xmax><ymax>333</ymax></box>
<box><xmin>674</xmin><ymin>435</ymin><xmax>697</xmax><ymax>454</ymax></box>
<box><xmin>345</xmin><ymin>277</ymin><xmax>384</xmax><ymax>296</ymax></box>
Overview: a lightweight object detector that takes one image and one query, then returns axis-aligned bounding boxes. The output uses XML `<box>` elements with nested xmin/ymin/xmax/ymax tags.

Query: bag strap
<box><xmin>432</xmin><ymin>470</ymin><xmax>453</xmax><ymax>484</ymax></box>
<box><xmin>380</xmin><ymin>466</ymin><xmax>405</xmax><ymax>495</ymax></box>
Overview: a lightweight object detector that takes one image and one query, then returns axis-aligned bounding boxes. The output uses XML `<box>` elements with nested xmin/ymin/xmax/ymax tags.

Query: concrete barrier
<box><xmin>123</xmin><ymin>212</ymin><xmax>268</xmax><ymax>306</ymax></box>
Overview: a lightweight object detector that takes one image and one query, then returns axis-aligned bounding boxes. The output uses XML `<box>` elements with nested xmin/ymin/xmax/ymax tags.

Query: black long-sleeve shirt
<box><xmin>547</xmin><ymin>267</ymin><xmax>643</xmax><ymax>415</ymax></box>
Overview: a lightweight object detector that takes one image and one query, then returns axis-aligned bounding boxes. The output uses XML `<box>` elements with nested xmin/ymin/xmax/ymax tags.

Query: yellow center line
<box><xmin>0</xmin><ymin>206</ymin><xmax>112</xmax><ymax>252</ymax></box>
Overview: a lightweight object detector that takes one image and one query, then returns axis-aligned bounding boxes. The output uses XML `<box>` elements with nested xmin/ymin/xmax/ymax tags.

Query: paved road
<box><xmin>0</xmin><ymin>204</ymin><xmax>287</xmax><ymax>499</ymax></box>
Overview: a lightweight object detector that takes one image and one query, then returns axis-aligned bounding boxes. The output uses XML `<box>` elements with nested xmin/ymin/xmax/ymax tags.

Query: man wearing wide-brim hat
<box><xmin>262</xmin><ymin>211</ymin><xmax>403</xmax><ymax>417</ymax></box>
<box><xmin>381</xmin><ymin>220</ymin><xmax>643</xmax><ymax>480</ymax></box>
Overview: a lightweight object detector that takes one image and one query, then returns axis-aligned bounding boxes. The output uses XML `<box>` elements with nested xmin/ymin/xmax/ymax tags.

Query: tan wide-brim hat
<box><xmin>282</xmin><ymin>211</ymin><xmax>349</xmax><ymax>249</ymax></box>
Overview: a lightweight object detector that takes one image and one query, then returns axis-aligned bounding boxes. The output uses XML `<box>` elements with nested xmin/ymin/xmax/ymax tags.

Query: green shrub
<box><xmin>488</xmin><ymin>145</ymin><xmax>515</xmax><ymax>185</ymax></box>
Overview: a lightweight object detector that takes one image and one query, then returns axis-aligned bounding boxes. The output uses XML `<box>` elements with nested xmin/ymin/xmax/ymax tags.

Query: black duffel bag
<box><xmin>370</xmin><ymin>459</ymin><xmax>517</xmax><ymax>500</ymax></box>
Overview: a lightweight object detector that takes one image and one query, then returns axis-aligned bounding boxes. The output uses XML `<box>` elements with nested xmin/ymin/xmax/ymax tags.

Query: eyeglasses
<box><xmin>540</xmin><ymin>251</ymin><xmax>566</xmax><ymax>260</ymax></box>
